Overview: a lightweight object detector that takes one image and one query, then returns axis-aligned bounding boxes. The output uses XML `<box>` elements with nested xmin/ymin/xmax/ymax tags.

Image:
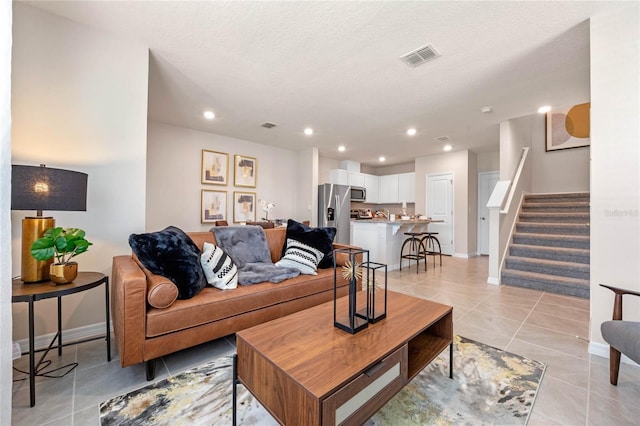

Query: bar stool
<box><xmin>399</xmin><ymin>232</ymin><xmax>427</xmax><ymax>273</ymax></box>
<box><xmin>421</xmin><ymin>232</ymin><xmax>442</xmax><ymax>267</ymax></box>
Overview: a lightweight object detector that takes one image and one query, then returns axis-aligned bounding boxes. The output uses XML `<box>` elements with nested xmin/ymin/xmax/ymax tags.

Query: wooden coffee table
<box><xmin>234</xmin><ymin>290</ymin><xmax>453</xmax><ymax>425</ymax></box>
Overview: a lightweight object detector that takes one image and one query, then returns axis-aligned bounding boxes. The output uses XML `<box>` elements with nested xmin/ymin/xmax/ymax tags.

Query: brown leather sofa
<box><xmin>111</xmin><ymin>227</ymin><xmax>357</xmax><ymax>380</ymax></box>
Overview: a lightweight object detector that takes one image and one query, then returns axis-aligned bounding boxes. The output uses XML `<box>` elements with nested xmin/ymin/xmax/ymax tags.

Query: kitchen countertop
<box><xmin>351</xmin><ymin>218</ymin><xmax>443</xmax><ymax>235</ymax></box>
<box><xmin>351</xmin><ymin>218</ymin><xmax>440</xmax><ymax>224</ymax></box>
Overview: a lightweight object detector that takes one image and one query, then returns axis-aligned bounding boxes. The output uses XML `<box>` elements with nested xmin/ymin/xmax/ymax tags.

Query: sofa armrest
<box><xmin>112</xmin><ymin>255</ymin><xmax>148</xmax><ymax>367</ymax></box>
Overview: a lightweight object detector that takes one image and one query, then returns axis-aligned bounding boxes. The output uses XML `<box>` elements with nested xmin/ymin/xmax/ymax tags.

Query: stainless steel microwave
<box><xmin>350</xmin><ymin>186</ymin><xmax>367</xmax><ymax>201</ymax></box>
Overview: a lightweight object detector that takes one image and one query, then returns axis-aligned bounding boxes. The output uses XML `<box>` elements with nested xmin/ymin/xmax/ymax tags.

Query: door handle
<box><xmin>481</xmin><ymin>217</ymin><xmax>486</xmax><ymax>220</ymax></box>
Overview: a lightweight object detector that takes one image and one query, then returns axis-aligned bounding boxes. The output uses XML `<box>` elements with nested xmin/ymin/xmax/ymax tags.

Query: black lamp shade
<box><xmin>11</xmin><ymin>165</ymin><xmax>88</xmax><ymax>212</ymax></box>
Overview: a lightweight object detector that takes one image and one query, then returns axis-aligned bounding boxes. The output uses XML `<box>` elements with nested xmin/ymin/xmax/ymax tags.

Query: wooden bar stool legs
<box><xmin>399</xmin><ymin>232</ymin><xmax>427</xmax><ymax>273</ymax></box>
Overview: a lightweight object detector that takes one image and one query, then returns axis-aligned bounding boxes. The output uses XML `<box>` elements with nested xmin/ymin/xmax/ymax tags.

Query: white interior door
<box><xmin>426</xmin><ymin>174</ymin><xmax>453</xmax><ymax>255</ymax></box>
<box><xmin>478</xmin><ymin>172</ymin><xmax>499</xmax><ymax>255</ymax></box>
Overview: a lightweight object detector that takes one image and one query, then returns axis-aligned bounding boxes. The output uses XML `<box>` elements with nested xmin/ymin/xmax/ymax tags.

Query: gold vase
<box><xmin>49</xmin><ymin>262</ymin><xmax>78</xmax><ymax>284</ymax></box>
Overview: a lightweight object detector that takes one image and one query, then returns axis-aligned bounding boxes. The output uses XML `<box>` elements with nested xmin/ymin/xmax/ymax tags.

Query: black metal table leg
<box><xmin>57</xmin><ymin>296</ymin><xmax>62</xmax><ymax>356</ymax></box>
<box><xmin>232</xmin><ymin>354</ymin><xmax>238</xmax><ymax>426</ymax></box>
<box><xmin>28</xmin><ymin>298</ymin><xmax>35</xmax><ymax>407</ymax></box>
<box><xmin>105</xmin><ymin>278</ymin><xmax>111</xmax><ymax>362</ymax></box>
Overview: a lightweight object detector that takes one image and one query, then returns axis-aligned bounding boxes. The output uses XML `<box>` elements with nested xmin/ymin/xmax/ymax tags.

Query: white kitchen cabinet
<box><xmin>398</xmin><ymin>172</ymin><xmax>415</xmax><ymax>203</ymax></box>
<box><xmin>348</xmin><ymin>172</ymin><xmax>365</xmax><ymax>187</ymax></box>
<box><xmin>378</xmin><ymin>175</ymin><xmax>399</xmax><ymax>203</ymax></box>
<box><xmin>330</xmin><ymin>169</ymin><xmax>365</xmax><ymax>187</ymax></box>
<box><xmin>363</xmin><ymin>174</ymin><xmax>379</xmax><ymax>203</ymax></box>
<box><xmin>329</xmin><ymin>169</ymin><xmax>348</xmax><ymax>185</ymax></box>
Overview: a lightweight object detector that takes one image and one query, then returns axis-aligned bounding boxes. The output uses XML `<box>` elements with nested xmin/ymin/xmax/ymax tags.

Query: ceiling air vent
<box><xmin>260</xmin><ymin>122</ymin><xmax>278</xmax><ymax>129</ymax></box>
<box><xmin>400</xmin><ymin>44</ymin><xmax>441</xmax><ymax>67</ymax></box>
<box><xmin>435</xmin><ymin>136</ymin><xmax>451</xmax><ymax>142</ymax></box>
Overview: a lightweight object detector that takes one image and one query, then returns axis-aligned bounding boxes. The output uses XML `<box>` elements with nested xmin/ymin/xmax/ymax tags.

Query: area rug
<box><xmin>100</xmin><ymin>336</ymin><xmax>545</xmax><ymax>425</ymax></box>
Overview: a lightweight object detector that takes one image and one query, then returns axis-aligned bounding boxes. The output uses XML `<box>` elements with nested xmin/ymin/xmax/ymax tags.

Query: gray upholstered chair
<box><xmin>599</xmin><ymin>283</ymin><xmax>640</xmax><ymax>385</ymax></box>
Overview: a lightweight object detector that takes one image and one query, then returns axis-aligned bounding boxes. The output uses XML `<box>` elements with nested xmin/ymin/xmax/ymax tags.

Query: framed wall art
<box><xmin>234</xmin><ymin>154</ymin><xmax>257</xmax><ymax>187</ymax></box>
<box><xmin>202</xmin><ymin>150</ymin><xmax>228</xmax><ymax>185</ymax></box>
<box><xmin>545</xmin><ymin>103</ymin><xmax>590</xmax><ymax>152</ymax></box>
<box><xmin>201</xmin><ymin>190</ymin><xmax>227</xmax><ymax>223</ymax></box>
<box><xmin>233</xmin><ymin>191</ymin><xmax>256</xmax><ymax>223</ymax></box>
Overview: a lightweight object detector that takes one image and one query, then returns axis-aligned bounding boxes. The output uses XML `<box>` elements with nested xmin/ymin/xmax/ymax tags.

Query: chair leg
<box><xmin>610</xmin><ymin>347</ymin><xmax>621</xmax><ymax>385</ymax></box>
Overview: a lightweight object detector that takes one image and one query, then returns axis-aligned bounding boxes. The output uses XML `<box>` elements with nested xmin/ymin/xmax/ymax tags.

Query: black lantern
<box><xmin>333</xmin><ymin>247</ymin><xmax>369</xmax><ymax>334</ymax></box>
<box><xmin>362</xmin><ymin>261</ymin><xmax>387</xmax><ymax>323</ymax></box>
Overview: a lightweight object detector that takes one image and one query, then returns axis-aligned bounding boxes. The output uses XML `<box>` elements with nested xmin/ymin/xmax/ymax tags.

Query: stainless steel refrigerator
<box><xmin>318</xmin><ymin>183</ymin><xmax>351</xmax><ymax>245</ymax></box>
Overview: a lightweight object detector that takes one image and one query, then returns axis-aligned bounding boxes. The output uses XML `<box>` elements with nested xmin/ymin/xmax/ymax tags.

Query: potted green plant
<box><xmin>31</xmin><ymin>227</ymin><xmax>92</xmax><ymax>284</ymax></box>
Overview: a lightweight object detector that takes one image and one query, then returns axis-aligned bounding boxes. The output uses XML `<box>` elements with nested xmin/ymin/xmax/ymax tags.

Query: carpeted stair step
<box><xmin>515</xmin><ymin>222</ymin><xmax>589</xmax><ymax>236</ymax></box>
<box><xmin>509</xmin><ymin>244</ymin><xmax>590</xmax><ymax>264</ymax></box>
<box><xmin>501</xmin><ymin>269</ymin><xmax>590</xmax><ymax>298</ymax></box>
<box><xmin>524</xmin><ymin>193</ymin><xmax>590</xmax><ymax>203</ymax></box>
<box><xmin>512</xmin><ymin>233</ymin><xmax>590</xmax><ymax>250</ymax></box>
<box><xmin>518</xmin><ymin>212</ymin><xmax>589</xmax><ymax>224</ymax></box>
<box><xmin>521</xmin><ymin>201</ymin><xmax>589</xmax><ymax>213</ymax></box>
<box><xmin>505</xmin><ymin>256</ymin><xmax>590</xmax><ymax>280</ymax></box>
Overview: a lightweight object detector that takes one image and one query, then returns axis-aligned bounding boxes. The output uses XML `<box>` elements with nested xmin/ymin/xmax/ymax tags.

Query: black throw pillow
<box><xmin>129</xmin><ymin>226</ymin><xmax>207</xmax><ymax>299</ymax></box>
<box><xmin>283</xmin><ymin>219</ymin><xmax>337</xmax><ymax>269</ymax></box>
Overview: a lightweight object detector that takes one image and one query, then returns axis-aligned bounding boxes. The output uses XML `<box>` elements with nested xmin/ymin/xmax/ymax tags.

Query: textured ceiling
<box><xmin>25</xmin><ymin>1</ymin><xmax>622</xmax><ymax>166</ymax></box>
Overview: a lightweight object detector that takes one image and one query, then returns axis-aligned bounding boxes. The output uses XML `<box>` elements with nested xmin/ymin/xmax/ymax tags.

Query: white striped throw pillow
<box><xmin>201</xmin><ymin>242</ymin><xmax>238</xmax><ymax>290</ymax></box>
<box><xmin>275</xmin><ymin>238</ymin><xmax>324</xmax><ymax>275</ymax></box>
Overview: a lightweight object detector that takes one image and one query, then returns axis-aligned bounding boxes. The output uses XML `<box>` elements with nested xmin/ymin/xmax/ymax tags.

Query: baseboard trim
<box><xmin>589</xmin><ymin>341</ymin><xmax>639</xmax><ymax>366</ymax></box>
<box><xmin>453</xmin><ymin>253</ymin><xmax>476</xmax><ymax>259</ymax></box>
<box><xmin>487</xmin><ymin>277</ymin><xmax>500</xmax><ymax>285</ymax></box>
<box><xmin>14</xmin><ymin>322</ymin><xmax>112</xmax><ymax>355</ymax></box>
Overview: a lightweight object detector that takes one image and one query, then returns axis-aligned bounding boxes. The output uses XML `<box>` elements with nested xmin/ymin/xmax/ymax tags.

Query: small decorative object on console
<box><xmin>333</xmin><ymin>247</ymin><xmax>369</xmax><ymax>334</ymax></box>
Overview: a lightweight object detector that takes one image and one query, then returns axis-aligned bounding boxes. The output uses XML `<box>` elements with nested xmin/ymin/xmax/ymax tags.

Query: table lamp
<box><xmin>11</xmin><ymin>164</ymin><xmax>88</xmax><ymax>282</ymax></box>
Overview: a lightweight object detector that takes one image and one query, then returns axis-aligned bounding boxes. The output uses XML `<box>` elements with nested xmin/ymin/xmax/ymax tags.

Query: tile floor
<box><xmin>11</xmin><ymin>256</ymin><xmax>640</xmax><ymax>425</ymax></box>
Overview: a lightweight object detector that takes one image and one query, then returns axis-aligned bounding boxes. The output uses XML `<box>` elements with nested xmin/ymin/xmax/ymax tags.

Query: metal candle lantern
<box><xmin>362</xmin><ymin>261</ymin><xmax>387</xmax><ymax>323</ymax></box>
<box><xmin>333</xmin><ymin>247</ymin><xmax>369</xmax><ymax>334</ymax></box>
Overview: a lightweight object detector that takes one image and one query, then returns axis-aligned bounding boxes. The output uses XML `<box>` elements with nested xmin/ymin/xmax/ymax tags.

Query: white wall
<box><xmin>589</xmin><ymin>5</ymin><xmax>640</xmax><ymax>348</ymax></box>
<box><xmin>1</xmin><ymin>1</ymin><xmax>12</xmax><ymax>422</ymax></box>
<box><xmin>468</xmin><ymin>151</ymin><xmax>478</xmax><ymax>255</ymax></box>
<box><xmin>296</xmin><ymin>148</ymin><xmax>318</xmax><ymax>225</ymax></box>
<box><xmin>146</xmin><ymin>121</ymin><xmax>301</xmax><ymax>231</ymax></box>
<box><xmin>10</xmin><ymin>4</ymin><xmax>148</xmax><ymax>340</ymax></box>
<box><xmin>529</xmin><ymin>114</ymin><xmax>590</xmax><ymax>193</ymax></box>
<box><xmin>500</xmin><ymin>113</ymin><xmax>589</xmax><ymax>193</ymax></box>
<box><xmin>318</xmin><ymin>156</ymin><xmax>339</xmax><ymax>184</ymax></box>
<box><xmin>415</xmin><ymin>150</ymin><xmax>471</xmax><ymax>256</ymax></box>
<box><xmin>477</xmin><ymin>151</ymin><xmax>499</xmax><ymax>173</ymax></box>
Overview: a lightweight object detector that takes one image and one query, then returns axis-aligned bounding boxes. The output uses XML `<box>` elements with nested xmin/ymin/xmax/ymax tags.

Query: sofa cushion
<box><xmin>201</xmin><ymin>242</ymin><xmax>238</xmax><ymax>290</ymax></box>
<box><xmin>276</xmin><ymin>238</ymin><xmax>324</xmax><ymax>275</ymax></box>
<box><xmin>129</xmin><ymin>226</ymin><xmax>206</xmax><ymax>299</ymax></box>
<box><xmin>283</xmin><ymin>219</ymin><xmax>337</xmax><ymax>268</ymax></box>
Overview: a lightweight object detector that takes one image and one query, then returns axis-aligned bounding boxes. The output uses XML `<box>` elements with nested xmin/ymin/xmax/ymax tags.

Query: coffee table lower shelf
<box><xmin>233</xmin><ymin>291</ymin><xmax>453</xmax><ymax>425</ymax></box>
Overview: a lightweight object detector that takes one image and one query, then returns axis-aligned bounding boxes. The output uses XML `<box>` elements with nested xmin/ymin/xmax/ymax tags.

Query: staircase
<box><xmin>501</xmin><ymin>193</ymin><xmax>590</xmax><ymax>298</ymax></box>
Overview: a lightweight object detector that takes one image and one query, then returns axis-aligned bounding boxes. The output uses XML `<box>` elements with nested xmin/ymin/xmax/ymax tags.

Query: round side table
<box><xmin>12</xmin><ymin>272</ymin><xmax>111</xmax><ymax>407</ymax></box>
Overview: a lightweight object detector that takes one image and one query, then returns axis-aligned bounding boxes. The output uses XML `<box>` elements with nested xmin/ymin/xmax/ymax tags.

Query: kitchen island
<box><xmin>350</xmin><ymin>219</ymin><xmax>441</xmax><ymax>271</ymax></box>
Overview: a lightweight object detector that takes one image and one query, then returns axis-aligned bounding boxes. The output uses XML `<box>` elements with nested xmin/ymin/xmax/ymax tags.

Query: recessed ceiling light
<box><xmin>378</xmin><ymin>156</ymin><xmax>386</xmax><ymax>162</ymax></box>
<box><xmin>338</xmin><ymin>145</ymin><xmax>346</xmax><ymax>152</ymax></box>
<box><xmin>203</xmin><ymin>111</ymin><xmax>215</xmax><ymax>120</ymax></box>
<box><xmin>407</xmin><ymin>128</ymin><xmax>417</xmax><ymax>136</ymax></box>
<box><xmin>443</xmin><ymin>144</ymin><xmax>452</xmax><ymax>152</ymax></box>
<box><xmin>304</xmin><ymin>127</ymin><xmax>314</xmax><ymax>136</ymax></box>
<box><xmin>480</xmin><ymin>106</ymin><xmax>493</xmax><ymax>114</ymax></box>
<box><xmin>538</xmin><ymin>105</ymin><xmax>551</xmax><ymax>114</ymax></box>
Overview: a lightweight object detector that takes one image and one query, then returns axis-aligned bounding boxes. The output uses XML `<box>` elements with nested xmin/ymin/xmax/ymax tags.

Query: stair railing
<box><xmin>487</xmin><ymin>147</ymin><xmax>530</xmax><ymax>284</ymax></box>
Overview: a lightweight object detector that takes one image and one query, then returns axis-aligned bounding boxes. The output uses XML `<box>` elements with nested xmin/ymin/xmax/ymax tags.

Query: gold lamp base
<box><xmin>21</xmin><ymin>217</ymin><xmax>55</xmax><ymax>283</ymax></box>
